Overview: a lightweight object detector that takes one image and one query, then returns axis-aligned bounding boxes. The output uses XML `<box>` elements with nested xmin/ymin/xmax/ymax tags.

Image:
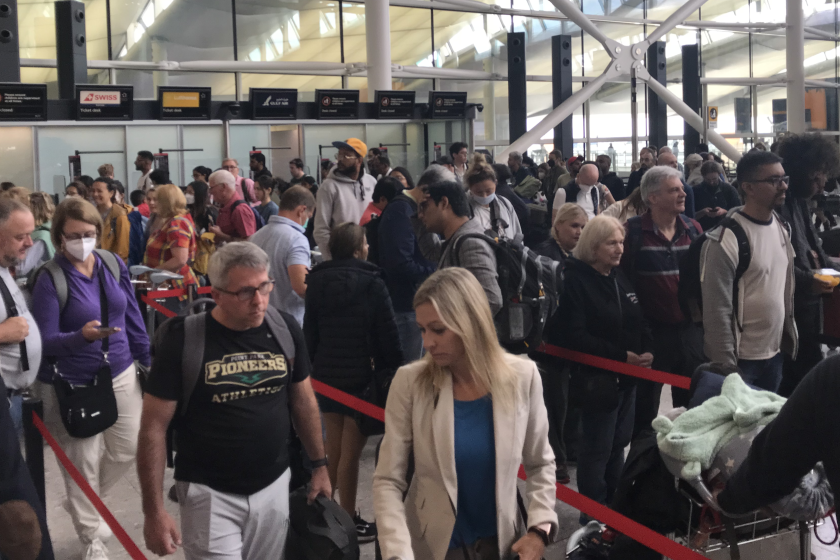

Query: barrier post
<box><xmin>22</xmin><ymin>398</ymin><xmax>46</xmax><ymax>509</ymax></box>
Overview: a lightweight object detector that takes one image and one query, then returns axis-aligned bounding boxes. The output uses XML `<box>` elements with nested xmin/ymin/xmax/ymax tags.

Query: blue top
<box><xmin>258</xmin><ymin>201</ymin><xmax>280</xmax><ymax>224</ymax></box>
<box><xmin>449</xmin><ymin>396</ymin><xmax>498</xmax><ymax>550</ymax></box>
<box><xmin>249</xmin><ymin>215</ymin><xmax>311</xmax><ymax>327</ymax></box>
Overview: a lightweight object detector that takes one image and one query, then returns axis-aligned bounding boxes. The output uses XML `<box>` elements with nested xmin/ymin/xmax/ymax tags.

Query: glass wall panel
<box><xmin>126</xmin><ymin>125</ymin><xmax>178</xmax><ymax>192</ymax></box>
<box><xmin>229</xmin><ymin>124</ymin><xmax>272</xmax><ymax>179</ymax></box>
<box><xmin>269</xmin><ymin>125</ymin><xmax>304</xmax><ymax>181</ymax></box>
<box><xmin>18</xmin><ymin>1</ymin><xmax>56</xmax><ymax>59</ymax></box>
<box><xmin>343</xmin><ymin>2</ymin><xmax>367</xmax><ymax>64</ymax></box>
<box><xmin>112</xmin><ymin>0</ymin><xmax>234</xmax><ymax>63</ymax></box>
<box><xmin>391</xmin><ymin>7</ymin><xmax>432</xmax><ymax>68</ymax></box>
<box><xmin>182</xmin><ymin>125</ymin><xmax>226</xmax><ymax>186</ymax></box>
<box><xmin>751</xmin><ymin>32</ymin><xmax>786</xmax><ymax>77</ymax></box>
<box><xmin>38</xmin><ymin>126</ymin><xmax>126</xmax><ymax>194</ymax></box>
<box><xmin>0</xmin><ymin>127</ymin><xmax>35</xmax><ymax>189</ymax></box>
<box><xmin>235</xmin><ymin>0</ymin><xmax>342</xmax><ymax>69</ymax></box>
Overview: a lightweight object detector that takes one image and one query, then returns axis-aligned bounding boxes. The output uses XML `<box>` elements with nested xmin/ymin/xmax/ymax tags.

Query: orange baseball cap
<box><xmin>332</xmin><ymin>138</ymin><xmax>368</xmax><ymax>158</ymax></box>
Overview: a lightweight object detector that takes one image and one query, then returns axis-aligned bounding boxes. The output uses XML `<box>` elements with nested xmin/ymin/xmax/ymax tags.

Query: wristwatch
<box><xmin>310</xmin><ymin>457</ymin><xmax>329</xmax><ymax>469</ymax></box>
<box><xmin>528</xmin><ymin>526</ymin><xmax>550</xmax><ymax>547</ymax></box>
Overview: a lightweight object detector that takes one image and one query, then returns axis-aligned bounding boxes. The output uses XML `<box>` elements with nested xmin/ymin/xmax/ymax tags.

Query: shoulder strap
<box><xmin>718</xmin><ymin>216</ymin><xmax>751</xmax><ymax>334</ymax></box>
<box><xmin>264</xmin><ymin>306</ymin><xmax>296</xmax><ymax>369</ymax></box>
<box><xmin>0</xmin><ymin>274</ymin><xmax>28</xmax><ymax>371</ymax></box>
<box><xmin>181</xmin><ymin>313</ymin><xmax>207</xmax><ymax>416</ymax></box>
<box><xmin>451</xmin><ymin>232</ymin><xmax>497</xmax><ymax>267</ymax></box>
<box><xmin>94</xmin><ymin>249</ymin><xmax>121</xmax><ymax>284</ymax></box>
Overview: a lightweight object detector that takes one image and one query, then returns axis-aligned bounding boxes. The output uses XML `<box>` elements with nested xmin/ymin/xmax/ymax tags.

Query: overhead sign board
<box><xmin>707</xmin><ymin>106</ymin><xmax>718</xmax><ymax>129</ymax></box>
<box><xmin>316</xmin><ymin>89</ymin><xmax>360</xmax><ymax>120</ymax></box>
<box><xmin>429</xmin><ymin>91</ymin><xmax>468</xmax><ymax>119</ymax></box>
<box><xmin>250</xmin><ymin>88</ymin><xmax>297</xmax><ymax>120</ymax></box>
<box><xmin>159</xmin><ymin>86</ymin><xmax>211</xmax><ymax>120</ymax></box>
<box><xmin>76</xmin><ymin>85</ymin><xmax>133</xmax><ymax>120</ymax></box>
<box><xmin>375</xmin><ymin>90</ymin><xmax>415</xmax><ymax>119</ymax></box>
<box><xmin>0</xmin><ymin>83</ymin><xmax>47</xmax><ymax>121</ymax></box>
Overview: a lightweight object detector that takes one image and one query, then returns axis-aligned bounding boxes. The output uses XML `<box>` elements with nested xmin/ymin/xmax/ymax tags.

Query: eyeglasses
<box><xmin>63</xmin><ymin>232</ymin><xmax>97</xmax><ymax>241</ymax></box>
<box><xmin>335</xmin><ymin>154</ymin><xmax>357</xmax><ymax>162</ymax></box>
<box><xmin>216</xmin><ymin>280</ymin><xmax>274</xmax><ymax>301</ymax></box>
<box><xmin>749</xmin><ymin>175</ymin><xmax>789</xmax><ymax>188</ymax></box>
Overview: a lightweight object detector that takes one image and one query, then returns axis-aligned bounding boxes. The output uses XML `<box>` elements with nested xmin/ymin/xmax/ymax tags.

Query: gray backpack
<box><xmin>170</xmin><ymin>300</ymin><xmax>297</xmax><ymax>415</ymax></box>
<box><xmin>30</xmin><ymin>249</ymin><xmax>121</xmax><ymax>312</ymax></box>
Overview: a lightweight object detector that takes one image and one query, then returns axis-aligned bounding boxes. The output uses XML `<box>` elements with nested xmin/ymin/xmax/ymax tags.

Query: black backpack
<box><xmin>453</xmin><ymin>232</ymin><xmax>560</xmax><ymax>351</ymax></box>
<box><xmin>287</xmin><ymin>487</ymin><xmax>359</xmax><ymax>560</ymax></box>
<box><xmin>677</xmin><ymin>216</ymin><xmax>750</xmax><ymax>325</ymax></box>
<box><xmin>363</xmin><ymin>214</ymin><xmax>382</xmax><ymax>265</ymax></box>
<box><xmin>230</xmin><ymin>199</ymin><xmax>266</xmax><ymax>231</ymax></box>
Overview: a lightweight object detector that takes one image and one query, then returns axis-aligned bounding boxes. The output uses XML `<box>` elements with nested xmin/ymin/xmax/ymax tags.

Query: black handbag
<box><xmin>51</xmin><ymin>266</ymin><xmax>118</xmax><ymax>439</ymax></box>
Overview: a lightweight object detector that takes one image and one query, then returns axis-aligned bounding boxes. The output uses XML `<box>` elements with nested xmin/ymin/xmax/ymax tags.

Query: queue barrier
<box><xmin>20</xmin><ymin>285</ymin><xmax>706</xmax><ymax>560</ymax></box>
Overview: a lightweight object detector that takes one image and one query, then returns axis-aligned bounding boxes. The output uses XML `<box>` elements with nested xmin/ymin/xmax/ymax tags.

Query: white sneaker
<box><xmin>83</xmin><ymin>538</ymin><xmax>109</xmax><ymax>560</ymax></box>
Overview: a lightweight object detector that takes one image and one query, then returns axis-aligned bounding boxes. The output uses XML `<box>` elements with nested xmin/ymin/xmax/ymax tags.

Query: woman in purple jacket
<box><xmin>31</xmin><ymin>197</ymin><xmax>150</xmax><ymax>560</ymax></box>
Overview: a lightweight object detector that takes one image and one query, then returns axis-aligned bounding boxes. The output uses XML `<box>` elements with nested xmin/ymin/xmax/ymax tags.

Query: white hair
<box><xmin>207</xmin><ymin>242</ymin><xmax>270</xmax><ymax>289</ymax></box>
<box><xmin>418</xmin><ymin>165</ymin><xmax>456</xmax><ymax>187</ymax></box>
<box><xmin>208</xmin><ymin>169</ymin><xmax>236</xmax><ymax>191</ymax></box>
<box><xmin>640</xmin><ymin>166</ymin><xmax>683</xmax><ymax>205</ymax></box>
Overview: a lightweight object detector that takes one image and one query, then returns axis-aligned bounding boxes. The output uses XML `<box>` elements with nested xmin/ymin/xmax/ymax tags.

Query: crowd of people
<box><xmin>0</xmin><ymin>132</ymin><xmax>838</xmax><ymax>560</ymax></box>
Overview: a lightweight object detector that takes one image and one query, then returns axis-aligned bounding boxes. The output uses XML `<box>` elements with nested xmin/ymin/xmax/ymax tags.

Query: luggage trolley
<box><xmin>668</xmin><ymin>481</ymin><xmax>814</xmax><ymax>560</ymax></box>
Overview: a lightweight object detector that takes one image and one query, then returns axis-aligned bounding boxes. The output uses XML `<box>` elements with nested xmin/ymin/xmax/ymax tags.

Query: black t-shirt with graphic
<box><xmin>145</xmin><ymin>310</ymin><xmax>310</xmax><ymax>495</ymax></box>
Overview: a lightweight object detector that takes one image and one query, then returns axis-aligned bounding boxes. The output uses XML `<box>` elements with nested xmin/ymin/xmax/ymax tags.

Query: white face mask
<box><xmin>471</xmin><ymin>192</ymin><xmax>496</xmax><ymax>206</ymax></box>
<box><xmin>65</xmin><ymin>238</ymin><xmax>96</xmax><ymax>262</ymax></box>
<box><xmin>538</xmin><ymin>171</ymin><xmax>546</xmax><ymax>180</ymax></box>
<box><xmin>185</xmin><ymin>194</ymin><xmax>195</xmax><ymax>205</ymax></box>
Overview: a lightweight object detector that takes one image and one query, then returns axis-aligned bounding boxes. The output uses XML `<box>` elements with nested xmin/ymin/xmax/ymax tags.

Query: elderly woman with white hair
<box><xmin>544</xmin><ymin>215</ymin><xmax>653</xmax><ymax>521</ymax></box>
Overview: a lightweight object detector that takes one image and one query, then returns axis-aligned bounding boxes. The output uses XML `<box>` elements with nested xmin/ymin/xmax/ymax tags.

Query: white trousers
<box><xmin>35</xmin><ymin>363</ymin><xmax>142</xmax><ymax>544</ymax></box>
<box><xmin>176</xmin><ymin>468</ymin><xmax>291</xmax><ymax>560</ymax></box>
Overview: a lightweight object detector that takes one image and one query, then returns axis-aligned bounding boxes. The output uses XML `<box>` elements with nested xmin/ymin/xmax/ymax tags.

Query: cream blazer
<box><xmin>373</xmin><ymin>355</ymin><xmax>558</xmax><ymax>560</ymax></box>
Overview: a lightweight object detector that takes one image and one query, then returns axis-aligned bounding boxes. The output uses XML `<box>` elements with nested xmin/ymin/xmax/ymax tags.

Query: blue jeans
<box><xmin>738</xmin><ymin>353</ymin><xmax>783</xmax><ymax>393</ymax></box>
<box><xmin>395</xmin><ymin>311</ymin><xmax>423</xmax><ymax>363</ymax></box>
<box><xmin>577</xmin><ymin>386</ymin><xmax>636</xmax><ymax>522</ymax></box>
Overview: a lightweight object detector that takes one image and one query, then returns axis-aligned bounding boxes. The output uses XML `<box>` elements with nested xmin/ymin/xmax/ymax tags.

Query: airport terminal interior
<box><xmin>4</xmin><ymin>0</ymin><xmax>840</xmax><ymax>559</ymax></box>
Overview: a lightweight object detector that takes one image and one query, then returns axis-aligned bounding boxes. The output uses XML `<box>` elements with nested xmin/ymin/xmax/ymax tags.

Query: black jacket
<box><xmin>627</xmin><ymin>167</ymin><xmax>648</xmax><ymax>194</ymax></box>
<box><xmin>534</xmin><ymin>237</ymin><xmax>568</xmax><ymax>267</ymax></box>
<box><xmin>545</xmin><ymin>257</ymin><xmax>653</xmax><ymax>385</ymax></box>
<box><xmin>601</xmin><ymin>172</ymin><xmax>626</xmax><ymax>201</ymax></box>
<box><xmin>304</xmin><ymin>259</ymin><xmax>403</xmax><ymax>392</ymax></box>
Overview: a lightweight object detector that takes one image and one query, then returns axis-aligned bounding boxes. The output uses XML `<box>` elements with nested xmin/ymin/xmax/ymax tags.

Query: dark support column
<box><xmin>0</xmin><ymin>0</ymin><xmax>20</xmax><ymax>82</ymax></box>
<box><xmin>552</xmin><ymin>35</ymin><xmax>573</xmax><ymax>159</ymax></box>
<box><xmin>55</xmin><ymin>0</ymin><xmax>88</xmax><ymax>100</ymax></box>
<box><xmin>647</xmin><ymin>41</ymin><xmax>668</xmax><ymax>150</ymax></box>
<box><xmin>682</xmin><ymin>44</ymin><xmax>702</xmax><ymax>155</ymax></box>
<box><xmin>507</xmin><ymin>32</ymin><xmax>527</xmax><ymax>146</ymax></box>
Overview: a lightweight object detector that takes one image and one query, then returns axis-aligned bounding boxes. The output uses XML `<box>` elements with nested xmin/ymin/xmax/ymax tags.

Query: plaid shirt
<box><xmin>143</xmin><ymin>214</ymin><xmax>198</xmax><ymax>292</ymax></box>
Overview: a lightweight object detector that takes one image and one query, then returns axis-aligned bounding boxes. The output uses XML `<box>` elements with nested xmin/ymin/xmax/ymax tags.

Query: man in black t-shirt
<box><xmin>137</xmin><ymin>242</ymin><xmax>330</xmax><ymax>559</ymax></box>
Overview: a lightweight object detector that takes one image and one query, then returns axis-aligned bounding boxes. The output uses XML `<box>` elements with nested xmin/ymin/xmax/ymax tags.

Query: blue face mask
<box><xmin>303</xmin><ymin>218</ymin><xmax>309</xmax><ymax>229</ymax></box>
<box><xmin>471</xmin><ymin>192</ymin><xmax>496</xmax><ymax>206</ymax></box>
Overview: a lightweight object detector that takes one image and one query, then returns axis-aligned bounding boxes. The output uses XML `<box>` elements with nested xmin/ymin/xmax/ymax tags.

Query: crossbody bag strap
<box><xmin>0</xmin><ymin>274</ymin><xmax>28</xmax><ymax>372</ymax></box>
<box><xmin>98</xmin><ymin>264</ymin><xmax>110</xmax><ymax>362</ymax></box>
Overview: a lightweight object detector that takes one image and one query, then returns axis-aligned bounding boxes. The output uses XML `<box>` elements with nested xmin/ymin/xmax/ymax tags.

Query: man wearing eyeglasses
<box><xmin>700</xmin><ymin>150</ymin><xmax>797</xmax><ymax>393</ymax></box>
<box><xmin>313</xmin><ymin>138</ymin><xmax>376</xmax><ymax>260</ymax></box>
<box><xmin>138</xmin><ymin>242</ymin><xmax>330</xmax><ymax>560</ymax></box>
<box><xmin>222</xmin><ymin>158</ymin><xmax>257</xmax><ymax>207</ymax></box>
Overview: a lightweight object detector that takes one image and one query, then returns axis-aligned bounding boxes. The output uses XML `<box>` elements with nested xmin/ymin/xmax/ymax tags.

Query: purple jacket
<box><xmin>32</xmin><ymin>253</ymin><xmax>150</xmax><ymax>385</ymax></box>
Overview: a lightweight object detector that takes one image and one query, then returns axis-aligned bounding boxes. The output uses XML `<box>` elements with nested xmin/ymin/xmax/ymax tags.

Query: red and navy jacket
<box><xmin>620</xmin><ymin>211</ymin><xmax>702</xmax><ymax>326</ymax></box>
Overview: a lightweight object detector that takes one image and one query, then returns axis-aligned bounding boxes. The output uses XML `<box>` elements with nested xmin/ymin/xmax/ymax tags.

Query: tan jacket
<box><xmin>100</xmin><ymin>204</ymin><xmax>130</xmax><ymax>263</ymax></box>
<box><xmin>373</xmin><ymin>356</ymin><xmax>558</xmax><ymax>560</ymax></box>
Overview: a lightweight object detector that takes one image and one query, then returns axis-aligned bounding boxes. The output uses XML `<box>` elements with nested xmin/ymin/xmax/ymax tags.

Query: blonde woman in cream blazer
<box><xmin>373</xmin><ymin>268</ymin><xmax>558</xmax><ymax>560</ymax></box>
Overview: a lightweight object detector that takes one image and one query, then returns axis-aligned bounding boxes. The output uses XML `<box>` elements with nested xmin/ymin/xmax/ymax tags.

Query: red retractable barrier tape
<box><xmin>32</xmin><ymin>414</ymin><xmax>150</xmax><ymax>560</ymax></box>
<box><xmin>537</xmin><ymin>343</ymin><xmax>692</xmax><ymax>390</ymax></box>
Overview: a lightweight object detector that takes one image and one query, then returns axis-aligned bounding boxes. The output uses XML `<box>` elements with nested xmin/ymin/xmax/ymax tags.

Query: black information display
<box><xmin>316</xmin><ymin>89</ymin><xmax>360</xmax><ymax>120</ymax></box>
<box><xmin>76</xmin><ymin>85</ymin><xmax>133</xmax><ymax>121</ymax></box>
<box><xmin>251</xmin><ymin>88</ymin><xmax>297</xmax><ymax>120</ymax></box>
<box><xmin>159</xmin><ymin>87</ymin><xmax>212</xmax><ymax>120</ymax></box>
<box><xmin>429</xmin><ymin>91</ymin><xmax>468</xmax><ymax>119</ymax></box>
<box><xmin>0</xmin><ymin>83</ymin><xmax>47</xmax><ymax>121</ymax></box>
<box><xmin>375</xmin><ymin>90</ymin><xmax>415</xmax><ymax>119</ymax></box>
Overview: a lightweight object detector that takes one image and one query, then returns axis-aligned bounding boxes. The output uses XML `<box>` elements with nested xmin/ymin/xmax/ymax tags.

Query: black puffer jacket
<box><xmin>304</xmin><ymin>258</ymin><xmax>403</xmax><ymax>392</ymax></box>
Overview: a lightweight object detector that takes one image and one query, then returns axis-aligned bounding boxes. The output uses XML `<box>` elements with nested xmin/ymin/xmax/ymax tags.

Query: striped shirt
<box><xmin>620</xmin><ymin>211</ymin><xmax>702</xmax><ymax>325</ymax></box>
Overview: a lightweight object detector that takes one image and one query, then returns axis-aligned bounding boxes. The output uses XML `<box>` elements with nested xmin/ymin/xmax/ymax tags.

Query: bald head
<box><xmin>659</xmin><ymin>146</ymin><xmax>673</xmax><ymax>155</ymax></box>
<box><xmin>577</xmin><ymin>164</ymin><xmax>600</xmax><ymax>187</ymax></box>
<box><xmin>657</xmin><ymin>152</ymin><xmax>679</xmax><ymax>170</ymax></box>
